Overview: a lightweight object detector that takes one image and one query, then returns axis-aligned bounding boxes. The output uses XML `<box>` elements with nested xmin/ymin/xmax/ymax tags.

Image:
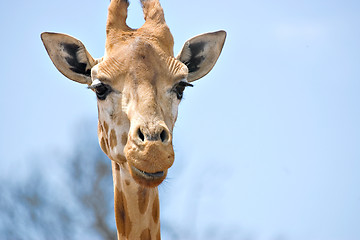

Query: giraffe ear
<box><xmin>176</xmin><ymin>30</ymin><xmax>226</xmax><ymax>82</ymax></box>
<box><xmin>41</xmin><ymin>32</ymin><xmax>96</xmax><ymax>85</ymax></box>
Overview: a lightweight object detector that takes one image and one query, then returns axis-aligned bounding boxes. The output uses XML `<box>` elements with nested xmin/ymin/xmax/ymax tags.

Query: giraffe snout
<box><xmin>124</xmin><ymin>123</ymin><xmax>174</xmax><ymax>187</ymax></box>
<box><xmin>135</xmin><ymin>124</ymin><xmax>171</xmax><ymax>144</ymax></box>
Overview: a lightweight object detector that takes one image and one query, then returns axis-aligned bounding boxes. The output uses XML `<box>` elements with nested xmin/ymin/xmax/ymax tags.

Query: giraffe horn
<box><xmin>106</xmin><ymin>0</ymin><xmax>131</xmax><ymax>34</ymax></box>
<box><xmin>140</xmin><ymin>0</ymin><xmax>166</xmax><ymax>24</ymax></box>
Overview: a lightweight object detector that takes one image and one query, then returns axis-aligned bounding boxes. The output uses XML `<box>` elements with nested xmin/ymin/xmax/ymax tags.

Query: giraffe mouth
<box><xmin>129</xmin><ymin>165</ymin><xmax>167</xmax><ymax>187</ymax></box>
<box><xmin>130</xmin><ymin>165</ymin><xmax>165</xmax><ymax>179</ymax></box>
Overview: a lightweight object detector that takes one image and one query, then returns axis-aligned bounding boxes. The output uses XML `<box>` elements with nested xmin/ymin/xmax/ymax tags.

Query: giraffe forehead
<box><xmin>98</xmin><ymin>37</ymin><xmax>187</xmax><ymax>84</ymax></box>
<box><xmin>102</xmin><ymin>38</ymin><xmax>162</xmax><ymax>73</ymax></box>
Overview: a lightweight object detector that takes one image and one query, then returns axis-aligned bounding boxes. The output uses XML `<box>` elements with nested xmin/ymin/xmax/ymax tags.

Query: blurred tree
<box><xmin>0</xmin><ymin>120</ymin><xmax>116</xmax><ymax>240</ymax></box>
<box><xmin>0</xmin><ymin>172</ymin><xmax>74</xmax><ymax>240</ymax></box>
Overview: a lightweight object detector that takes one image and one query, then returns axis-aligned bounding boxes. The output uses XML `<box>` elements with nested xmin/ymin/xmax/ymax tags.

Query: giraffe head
<box><xmin>41</xmin><ymin>0</ymin><xmax>226</xmax><ymax>188</ymax></box>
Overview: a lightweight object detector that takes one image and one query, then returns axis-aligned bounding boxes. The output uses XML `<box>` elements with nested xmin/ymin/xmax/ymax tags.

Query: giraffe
<box><xmin>41</xmin><ymin>0</ymin><xmax>226</xmax><ymax>239</ymax></box>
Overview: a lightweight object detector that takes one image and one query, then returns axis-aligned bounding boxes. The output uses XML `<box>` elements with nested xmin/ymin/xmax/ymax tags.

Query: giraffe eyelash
<box><xmin>178</xmin><ymin>81</ymin><xmax>193</xmax><ymax>88</ymax></box>
<box><xmin>172</xmin><ymin>81</ymin><xmax>193</xmax><ymax>100</ymax></box>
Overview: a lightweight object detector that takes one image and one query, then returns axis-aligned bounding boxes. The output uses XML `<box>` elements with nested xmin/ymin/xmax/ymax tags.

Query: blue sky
<box><xmin>1</xmin><ymin>0</ymin><xmax>360</xmax><ymax>239</ymax></box>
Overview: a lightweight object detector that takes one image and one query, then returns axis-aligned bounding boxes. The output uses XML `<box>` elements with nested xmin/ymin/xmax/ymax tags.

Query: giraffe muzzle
<box><xmin>124</xmin><ymin>128</ymin><xmax>174</xmax><ymax>187</ymax></box>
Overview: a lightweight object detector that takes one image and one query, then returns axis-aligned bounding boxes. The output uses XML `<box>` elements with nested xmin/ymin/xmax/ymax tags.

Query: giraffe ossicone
<box><xmin>41</xmin><ymin>0</ymin><xmax>226</xmax><ymax>239</ymax></box>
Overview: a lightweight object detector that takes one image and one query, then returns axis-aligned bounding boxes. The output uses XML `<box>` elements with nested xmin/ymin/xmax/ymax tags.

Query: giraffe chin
<box><xmin>129</xmin><ymin>165</ymin><xmax>167</xmax><ymax>188</ymax></box>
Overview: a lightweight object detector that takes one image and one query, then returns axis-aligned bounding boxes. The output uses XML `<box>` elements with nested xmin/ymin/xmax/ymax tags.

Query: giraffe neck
<box><xmin>112</xmin><ymin>162</ymin><xmax>161</xmax><ymax>240</ymax></box>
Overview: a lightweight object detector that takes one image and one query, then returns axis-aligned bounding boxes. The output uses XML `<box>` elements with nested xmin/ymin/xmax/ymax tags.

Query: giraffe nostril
<box><xmin>137</xmin><ymin>128</ymin><xmax>145</xmax><ymax>142</ymax></box>
<box><xmin>135</xmin><ymin>125</ymin><xmax>170</xmax><ymax>143</ymax></box>
<box><xmin>160</xmin><ymin>129</ymin><xmax>168</xmax><ymax>143</ymax></box>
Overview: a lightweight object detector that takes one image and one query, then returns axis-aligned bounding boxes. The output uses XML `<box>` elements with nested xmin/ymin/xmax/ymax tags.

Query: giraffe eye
<box><xmin>172</xmin><ymin>81</ymin><xmax>193</xmax><ymax>100</ymax></box>
<box><xmin>92</xmin><ymin>82</ymin><xmax>112</xmax><ymax>100</ymax></box>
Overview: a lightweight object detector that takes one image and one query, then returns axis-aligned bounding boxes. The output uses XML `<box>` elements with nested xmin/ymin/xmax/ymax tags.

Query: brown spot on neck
<box><xmin>114</xmin><ymin>188</ymin><xmax>132</xmax><ymax>238</ymax></box>
<box><xmin>152</xmin><ymin>194</ymin><xmax>160</xmax><ymax>224</ymax></box>
<box><xmin>140</xmin><ymin>228</ymin><xmax>151</xmax><ymax>240</ymax></box>
<box><xmin>138</xmin><ymin>187</ymin><xmax>150</xmax><ymax>215</ymax></box>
